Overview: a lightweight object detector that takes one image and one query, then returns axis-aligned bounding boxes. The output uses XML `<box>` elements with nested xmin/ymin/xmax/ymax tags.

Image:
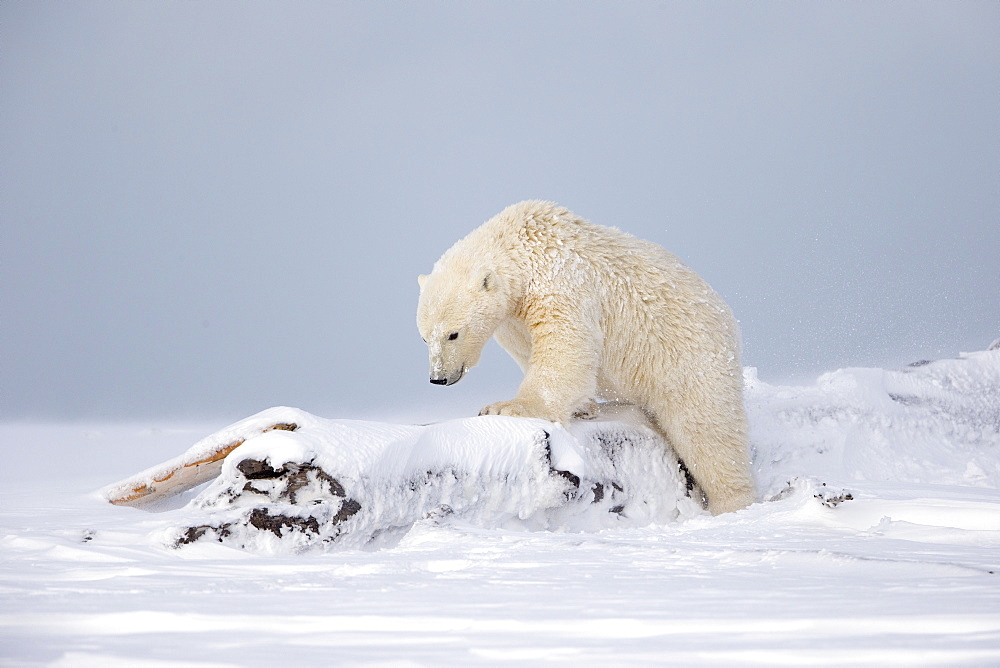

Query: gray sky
<box><xmin>2</xmin><ymin>1</ymin><xmax>998</xmax><ymax>422</ymax></box>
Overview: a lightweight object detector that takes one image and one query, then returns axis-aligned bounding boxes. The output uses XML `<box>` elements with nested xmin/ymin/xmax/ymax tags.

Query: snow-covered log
<box><xmin>102</xmin><ymin>404</ymin><xmax>705</xmax><ymax>553</ymax></box>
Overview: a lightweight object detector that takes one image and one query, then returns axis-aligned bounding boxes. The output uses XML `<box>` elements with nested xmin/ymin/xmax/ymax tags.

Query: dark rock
<box><xmin>237</xmin><ymin>459</ymin><xmax>285</xmax><ymax>480</ymax></box>
<box><xmin>248</xmin><ymin>508</ymin><xmax>320</xmax><ymax>537</ymax></box>
<box><xmin>554</xmin><ymin>469</ymin><xmax>581</xmax><ymax>489</ymax></box>
<box><xmin>592</xmin><ymin>483</ymin><xmax>604</xmax><ymax>503</ymax></box>
<box><xmin>332</xmin><ymin>498</ymin><xmax>362</xmax><ymax>524</ymax></box>
<box><xmin>176</xmin><ymin>523</ymin><xmax>231</xmax><ymax>546</ymax></box>
<box><xmin>284</xmin><ymin>464</ymin><xmax>346</xmax><ymax>504</ymax></box>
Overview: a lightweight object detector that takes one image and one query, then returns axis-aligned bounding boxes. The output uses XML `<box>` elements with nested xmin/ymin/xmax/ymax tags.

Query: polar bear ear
<box><xmin>417</xmin><ymin>274</ymin><xmax>428</xmax><ymax>291</ymax></box>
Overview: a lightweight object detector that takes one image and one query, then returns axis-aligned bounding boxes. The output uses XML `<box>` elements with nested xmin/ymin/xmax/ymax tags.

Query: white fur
<box><xmin>417</xmin><ymin>201</ymin><xmax>755</xmax><ymax>514</ymax></box>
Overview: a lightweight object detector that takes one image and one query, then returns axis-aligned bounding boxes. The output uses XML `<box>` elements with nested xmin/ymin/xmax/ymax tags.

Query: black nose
<box><xmin>429</xmin><ymin>378</ymin><xmax>448</xmax><ymax>385</ymax></box>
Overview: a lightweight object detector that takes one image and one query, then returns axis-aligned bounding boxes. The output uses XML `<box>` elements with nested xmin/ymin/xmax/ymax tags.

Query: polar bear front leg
<box><xmin>479</xmin><ymin>366</ymin><xmax>594</xmax><ymax>422</ymax></box>
<box><xmin>480</xmin><ymin>307</ymin><xmax>598</xmax><ymax>423</ymax></box>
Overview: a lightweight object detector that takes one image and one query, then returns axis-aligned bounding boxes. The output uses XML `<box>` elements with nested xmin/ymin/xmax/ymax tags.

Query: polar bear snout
<box><xmin>429</xmin><ymin>366</ymin><xmax>466</xmax><ymax>386</ymax></box>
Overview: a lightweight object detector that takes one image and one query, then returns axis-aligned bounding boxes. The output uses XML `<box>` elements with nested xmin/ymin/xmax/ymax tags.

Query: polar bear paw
<box><xmin>479</xmin><ymin>399</ymin><xmax>547</xmax><ymax>419</ymax></box>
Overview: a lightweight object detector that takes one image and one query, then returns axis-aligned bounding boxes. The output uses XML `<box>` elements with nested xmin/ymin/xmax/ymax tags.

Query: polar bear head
<box><xmin>416</xmin><ymin>260</ymin><xmax>511</xmax><ymax>387</ymax></box>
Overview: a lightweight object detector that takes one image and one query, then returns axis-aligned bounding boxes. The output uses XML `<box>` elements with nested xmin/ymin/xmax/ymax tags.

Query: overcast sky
<box><xmin>2</xmin><ymin>1</ymin><xmax>998</xmax><ymax>422</ymax></box>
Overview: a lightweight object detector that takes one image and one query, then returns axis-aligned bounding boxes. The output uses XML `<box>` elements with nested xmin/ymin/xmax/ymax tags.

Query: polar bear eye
<box><xmin>448</xmin><ymin>331</ymin><xmax>459</xmax><ymax>341</ymax></box>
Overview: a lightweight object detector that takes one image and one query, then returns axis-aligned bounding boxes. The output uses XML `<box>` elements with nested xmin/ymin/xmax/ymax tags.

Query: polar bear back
<box><xmin>458</xmin><ymin>201</ymin><xmax>741</xmax><ymax>399</ymax></box>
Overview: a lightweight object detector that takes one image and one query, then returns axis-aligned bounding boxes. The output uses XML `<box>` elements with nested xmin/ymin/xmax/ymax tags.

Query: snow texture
<box><xmin>120</xmin><ymin>405</ymin><xmax>702</xmax><ymax>554</ymax></box>
<box><xmin>749</xmin><ymin>349</ymin><xmax>1000</xmax><ymax>492</ymax></box>
<box><xmin>2</xmin><ymin>348</ymin><xmax>999</xmax><ymax>665</ymax></box>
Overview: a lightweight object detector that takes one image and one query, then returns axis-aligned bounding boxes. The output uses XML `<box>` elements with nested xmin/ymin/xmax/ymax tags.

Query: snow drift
<box><xmin>749</xmin><ymin>349</ymin><xmax>1000</xmax><ymax>493</ymax></box>
<box><xmin>99</xmin><ymin>348</ymin><xmax>1000</xmax><ymax>556</ymax></box>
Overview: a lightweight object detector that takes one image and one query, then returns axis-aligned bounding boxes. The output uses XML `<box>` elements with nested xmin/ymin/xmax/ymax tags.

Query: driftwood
<box><xmin>102</xmin><ymin>409</ymin><xmax>302</xmax><ymax>506</ymax></box>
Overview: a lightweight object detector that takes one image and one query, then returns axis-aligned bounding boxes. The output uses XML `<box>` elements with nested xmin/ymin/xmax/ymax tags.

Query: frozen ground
<box><xmin>2</xmin><ymin>348</ymin><xmax>999</xmax><ymax>666</ymax></box>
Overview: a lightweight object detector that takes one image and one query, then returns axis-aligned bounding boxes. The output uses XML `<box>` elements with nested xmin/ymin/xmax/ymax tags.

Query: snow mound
<box><xmin>156</xmin><ymin>405</ymin><xmax>703</xmax><ymax>553</ymax></box>
<box><xmin>748</xmin><ymin>349</ymin><xmax>1000</xmax><ymax>494</ymax></box>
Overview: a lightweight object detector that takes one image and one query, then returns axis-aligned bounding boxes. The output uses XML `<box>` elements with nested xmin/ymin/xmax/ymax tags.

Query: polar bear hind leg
<box><xmin>650</xmin><ymin>396</ymin><xmax>755</xmax><ymax>515</ymax></box>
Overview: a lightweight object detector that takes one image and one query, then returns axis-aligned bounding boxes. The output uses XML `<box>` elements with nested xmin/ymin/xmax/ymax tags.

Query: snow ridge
<box><xmin>748</xmin><ymin>349</ymin><xmax>1000</xmax><ymax>494</ymax></box>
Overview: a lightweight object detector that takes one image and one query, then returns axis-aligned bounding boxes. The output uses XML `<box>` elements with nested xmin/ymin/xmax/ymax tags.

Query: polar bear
<box><xmin>416</xmin><ymin>200</ymin><xmax>755</xmax><ymax>514</ymax></box>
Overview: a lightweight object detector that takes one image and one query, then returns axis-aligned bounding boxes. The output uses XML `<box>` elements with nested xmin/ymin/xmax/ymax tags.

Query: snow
<box><xmin>2</xmin><ymin>349</ymin><xmax>1000</xmax><ymax>665</ymax></box>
